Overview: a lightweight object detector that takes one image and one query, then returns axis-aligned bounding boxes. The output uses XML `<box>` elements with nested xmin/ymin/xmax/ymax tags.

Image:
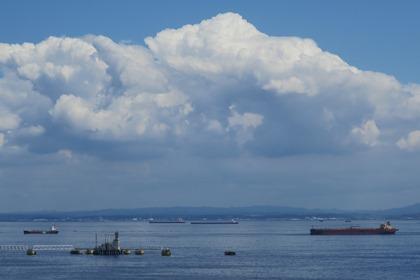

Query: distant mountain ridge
<box><xmin>372</xmin><ymin>203</ymin><xmax>420</xmax><ymax>216</ymax></box>
<box><xmin>1</xmin><ymin>204</ymin><xmax>419</xmax><ymax>221</ymax></box>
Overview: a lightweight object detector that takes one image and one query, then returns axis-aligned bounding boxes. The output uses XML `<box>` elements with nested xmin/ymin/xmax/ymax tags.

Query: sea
<box><xmin>0</xmin><ymin>220</ymin><xmax>419</xmax><ymax>280</ymax></box>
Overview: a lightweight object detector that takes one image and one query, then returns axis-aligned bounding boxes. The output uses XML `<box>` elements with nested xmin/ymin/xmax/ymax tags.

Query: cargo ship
<box><xmin>149</xmin><ymin>218</ymin><xmax>186</xmax><ymax>224</ymax></box>
<box><xmin>191</xmin><ymin>219</ymin><xmax>239</xmax><ymax>225</ymax></box>
<box><xmin>310</xmin><ymin>221</ymin><xmax>398</xmax><ymax>235</ymax></box>
<box><xmin>23</xmin><ymin>225</ymin><xmax>59</xmax><ymax>234</ymax></box>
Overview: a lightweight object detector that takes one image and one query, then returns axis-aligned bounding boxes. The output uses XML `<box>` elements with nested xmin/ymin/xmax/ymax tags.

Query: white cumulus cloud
<box><xmin>351</xmin><ymin>120</ymin><xmax>380</xmax><ymax>146</ymax></box>
<box><xmin>0</xmin><ymin>110</ymin><xmax>20</xmax><ymax>130</ymax></box>
<box><xmin>145</xmin><ymin>13</ymin><xmax>365</xmax><ymax>97</ymax></box>
<box><xmin>397</xmin><ymin>131</ymin><xmax>420</xmax><ymax>151</ymax></box>
<box><xmin>0</xmin><ymin>12</ymin><xmax>419</xmax><ymax>157</ymax></box>
<box><xmin>228</xmin><ymin>106</ymin><xmax>263</xmax><ymax>145</ymax></box>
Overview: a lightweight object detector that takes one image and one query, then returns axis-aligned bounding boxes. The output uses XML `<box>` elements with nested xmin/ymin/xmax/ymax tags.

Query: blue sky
<box><xmin>0</xmin><ymin>1</ymin><xmax>420</xmax><ymax>211</ymax></box>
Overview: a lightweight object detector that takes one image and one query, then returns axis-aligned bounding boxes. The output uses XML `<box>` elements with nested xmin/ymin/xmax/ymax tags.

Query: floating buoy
<box><xmin>161</xmin><ymin>248</ymin><xmax>171</xmax><ymax>256</ymax></box>
<box><xmin>135</xmin><ymin>249</ymin><xmax>145</xmax><ymax>255</ymax></box>
<box><xmin>26</xmin><ymin>248</ymin><xmax>36</xmax><ymax>256</ymax></box>
<box><xmin>224</xmin><ymin>250</ymin><xmax>236</xmax><ymax>256</ymax></box>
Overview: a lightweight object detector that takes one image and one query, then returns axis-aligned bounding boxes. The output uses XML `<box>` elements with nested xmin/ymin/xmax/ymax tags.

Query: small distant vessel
<box><xmin>191</xmin><ymin>219</ymin><xmax>239</xmax><ymax>225</ymax></box>
<box><xmin>161</xmin><ymin>248</ymin><xmax>172</xmax><ymax>256</ymax></box>
<box><xmin>345</xmin><ymin>219</ymin><xmax>352</xmax><ymax>223</ymax></box>
<box><xmin>310</xmin><ymin>221</ymin><xmax>398</xmax><ymax>235</ymax></box>
<box><xmin>24</xmin><ymin>225</ymin><xmax>59</xmax><ymax>234</ymax></box>
<box><xmin>149</xmin><ymin>218</ymin><xmax>186</xmax><ymax>224</ymax></box>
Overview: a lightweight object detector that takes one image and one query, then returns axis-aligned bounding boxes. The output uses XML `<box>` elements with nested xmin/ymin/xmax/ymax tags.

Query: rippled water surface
<box><xmin>1</xmin><ymin>220</ymin><xmax>419</xmax><ymax>279</ymax></box>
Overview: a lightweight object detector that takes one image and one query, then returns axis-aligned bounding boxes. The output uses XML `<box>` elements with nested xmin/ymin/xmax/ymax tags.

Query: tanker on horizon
<box><xmin>310</xmin><ymin>221</ymin><xmax>398</xmax><ymax>235</ymax></box>
<box><xmin>191</xmin><ymin>219</ymin><xmax>239</xmax><ymax>225</ymax></box>
<box><xmin>23</xmin><ymin>225</ymin><xmax>59</xmax><ymax>234</ymax></box>
<box><xmin>149</xmin><ymin>218</ymin><xmax>186</xmax><ymax>224</ymax></box>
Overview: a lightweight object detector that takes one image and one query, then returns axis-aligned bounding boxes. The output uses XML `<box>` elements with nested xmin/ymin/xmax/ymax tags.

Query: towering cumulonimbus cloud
<box><xmin>0</xmin><ymin>12</ymin><xmax>419</xmax><ymax>157</ymax></box>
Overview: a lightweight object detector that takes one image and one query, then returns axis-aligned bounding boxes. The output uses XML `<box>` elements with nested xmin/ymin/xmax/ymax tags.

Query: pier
<box><xmin>0</xmin><ymin>232</ymin><xmax>171</xmax><ymax>256</ymax></box>
<box><xmin>0</xmin><ymin>244</ymin><xmax>74</xmax><ymax>252</ymax></box>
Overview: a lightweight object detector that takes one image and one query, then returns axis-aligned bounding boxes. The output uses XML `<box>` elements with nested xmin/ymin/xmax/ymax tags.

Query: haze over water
<box><xmin>1</xmin><ymin>220</ymin><xmax>419</xmax><ymax>280</ymax></box>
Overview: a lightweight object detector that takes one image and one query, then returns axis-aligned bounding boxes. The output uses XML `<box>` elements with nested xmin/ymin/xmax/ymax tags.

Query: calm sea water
<box><xmin>0</xmin><ymin>220</ymin><xmax>419</xmax><ymax>279</ymax></box>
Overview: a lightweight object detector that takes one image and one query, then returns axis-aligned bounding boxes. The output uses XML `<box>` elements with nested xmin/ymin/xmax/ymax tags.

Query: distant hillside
<box><xmin>0</xmin><ymin>204</ymin><xmax>419</xmax><ymax>221</ymax></box>
<box><xmin>373</xmin><ymin>203</ymin><xmax>420</xmax><ymax>218</ymax></box>
<box><xmin>0</xmin><ymin>206</ymin><xmax>335</xmax><ymax>221</ymax></box>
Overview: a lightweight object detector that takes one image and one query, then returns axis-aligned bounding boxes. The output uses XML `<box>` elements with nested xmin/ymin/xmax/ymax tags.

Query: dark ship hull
<box><xmin>149</xmin><ymin>221</ymin><xmax>186</xmax><ymax>224</ymax></box>
<box><xmin>311</xmin><ymin>227</ymin><xmax>398</xmax><ymax>235</ymax></box>
<box><xmin>191</xmin><ymin>220</ymin><xmax>239</xmax><ymax>224</ymax></box>
<box><xmin>24</xmin><ymin>230</ymin><xmax>59</xmax><ymax>234</ymax></box>
<box><xmin>149</xmin><ymin>220</ymin><xmax>185</xmax><ymax>224</ymax></box>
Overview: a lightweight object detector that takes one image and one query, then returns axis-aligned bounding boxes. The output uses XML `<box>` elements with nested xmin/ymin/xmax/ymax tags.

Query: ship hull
<box><xmin>149</xmin><ymin>221</ymin><xmax>185</xmax><ymax>224</ymax></box>
<box><xmin>24</xmin><ymin>230</ymin><xmax>59</xmax><ymax>234</ymax></box>
<box><xmin>310</xmin><ymin>228</ymin><xmax>397</xmax><ymax>235</ymax></box>
<box><xmin>191</xmin><ymin>221</ymin><xmax>239</xmax><ymax>225</ymax></box>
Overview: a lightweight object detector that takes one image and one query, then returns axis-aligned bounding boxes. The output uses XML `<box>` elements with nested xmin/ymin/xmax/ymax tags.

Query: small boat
<box><xmin>24</xmin><ymin>225</ymin><xmax>59</xmax><ymax>234</ymax></box>
<box><xmin>191</xmin><ymin>219</ymin><xmax>239</xmax><ymax>225</ymax></box>
<box><xmin>310</xmin><ymin>221</ymin><xmax>398</xmax><ymax>235</ymax></box>
<box><xmin>161</xmin><ymin>248</ymin><xmax>172</xmax><ymax>256</ymax></box>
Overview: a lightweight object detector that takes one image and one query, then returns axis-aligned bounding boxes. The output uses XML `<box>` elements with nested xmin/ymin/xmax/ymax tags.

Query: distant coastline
<box><xmin>0</xmin><ymin>204</ymin><xmax>419</xmax><ymax>222</ymax></box>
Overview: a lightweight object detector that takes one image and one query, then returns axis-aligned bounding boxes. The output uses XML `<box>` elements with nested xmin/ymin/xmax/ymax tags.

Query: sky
<box><xmin>0</xmin><ymin>0</ymin><xmax>420</xmax><ymax>212</ymax></box>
